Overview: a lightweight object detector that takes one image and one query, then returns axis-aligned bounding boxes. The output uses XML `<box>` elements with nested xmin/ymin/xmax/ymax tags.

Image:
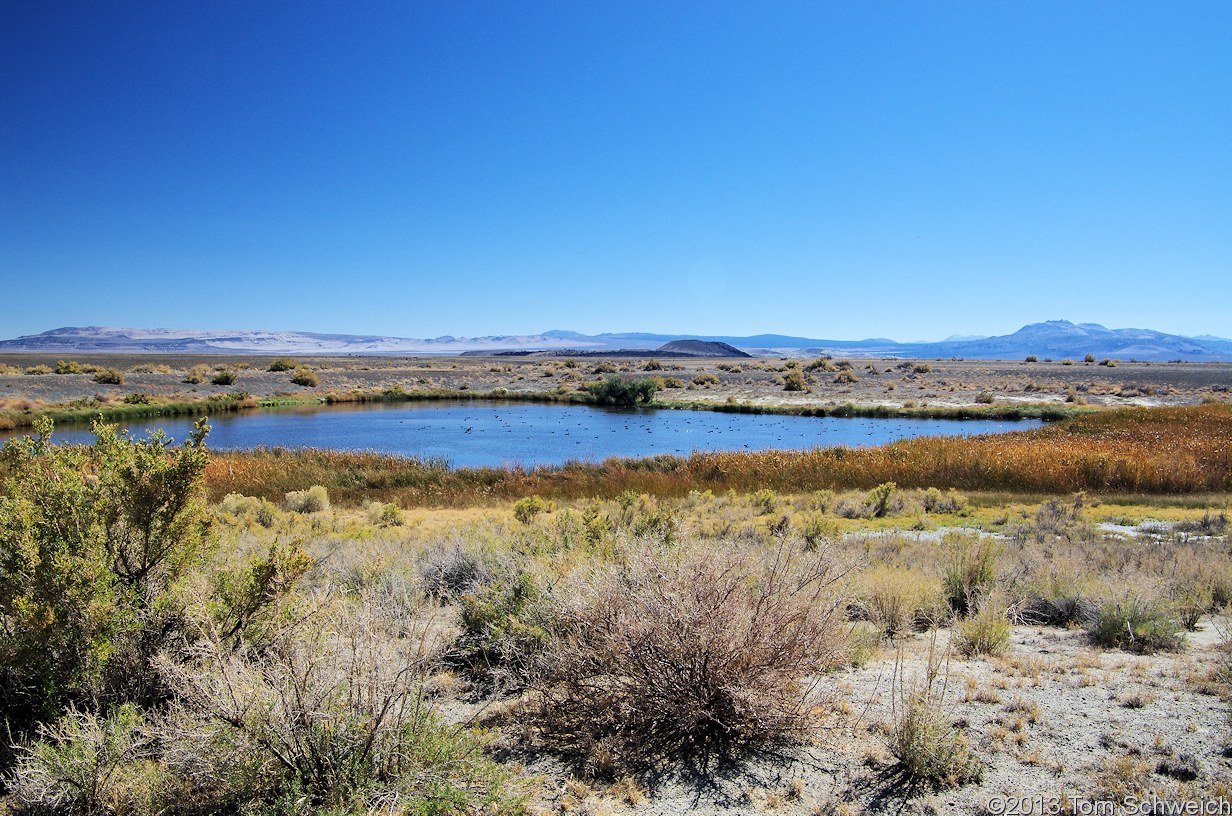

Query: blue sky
<box><xmin>2</xmin><ymin>1</ymin><xmax>1229</xmax><ymax>342</ymax></box>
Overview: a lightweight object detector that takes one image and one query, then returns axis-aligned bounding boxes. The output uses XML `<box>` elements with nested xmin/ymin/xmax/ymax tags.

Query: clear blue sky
<box><xmin>2</xmin><ymin>1</ymin><xmax>1229</xmax><ymax>342</ymax></box>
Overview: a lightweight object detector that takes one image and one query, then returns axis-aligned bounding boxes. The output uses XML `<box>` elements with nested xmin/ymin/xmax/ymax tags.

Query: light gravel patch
<box><xmin>494</xmin><ymin>624</ymin><xmax>1231</xmax><ymax>815</ymax></box>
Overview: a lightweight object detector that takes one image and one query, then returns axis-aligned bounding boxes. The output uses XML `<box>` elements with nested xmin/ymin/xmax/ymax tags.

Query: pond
<box><xmin>4</xmin><ymin>401</ymin><xmax>1043</xmax><ymax>469</ymax></box>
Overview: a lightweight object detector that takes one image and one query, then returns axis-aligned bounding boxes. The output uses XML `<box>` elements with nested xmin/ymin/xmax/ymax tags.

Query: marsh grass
<box><xmin>192</xmin><ymin>405</ymin><xmax>1232</xmax><ymax>507</ymax></box>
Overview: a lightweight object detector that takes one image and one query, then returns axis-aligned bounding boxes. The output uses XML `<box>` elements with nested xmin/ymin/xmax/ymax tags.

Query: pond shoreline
<box><xmin>0</xmin><ymin>385</ymin><xmax>1076</xmax><ymax>437</ymax></box>
<box><xmin>2</xmin><ymin>395</ymin><xmax>1048</xmax><ymax>471</ymax></box>
<box><xmin>193</xmin><ymin>404</ymin><xmax>1232</xmax><ymax>505</ymax></box>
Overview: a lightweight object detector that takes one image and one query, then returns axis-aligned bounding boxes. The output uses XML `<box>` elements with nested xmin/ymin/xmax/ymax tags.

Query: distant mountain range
<box><xmin>470</xmin><ymin>339</ymin><xmax>754</xmax><ymax>359</ymax></box>
<box><xmin>1</xmin><ymin>321</ymin><xmax>1230</xmax><ymax>361</ymax></box>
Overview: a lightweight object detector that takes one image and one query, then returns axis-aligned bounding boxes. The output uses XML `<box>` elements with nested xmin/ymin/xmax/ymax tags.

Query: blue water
<box><xmin>5</xmin><ymin>401</ymin><xmax>1043</xmax><ymax>470</ymax></box>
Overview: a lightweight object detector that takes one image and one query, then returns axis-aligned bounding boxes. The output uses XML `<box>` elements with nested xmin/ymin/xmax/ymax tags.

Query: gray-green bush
<box><xmin>1086</xmin><ymin>596</ymin><xmax>1182</xmax><ymax>654</ymax></box>
<box><xmin>8</xmin><ymin>704</ymin><xmax>158</xmax><ymax>815</ymax></box>
<box><xmin>158</xmin><ymin>588</ymin><xmax>522</xmax><ymax>813</ymax></box>
<box><xmin>942</xmin><ymin>534</ymin><xmax>1000</xmax><ymax>615</ymax></box>
<box><xmin>284</xmin><ymin>485</ymin><xmax>329</xmax><ymax>513</ymax></box>
<box><xmin>455</xmin><ymin>567</ymin><xmax>553</xmax><ymax>686</ymax></box>
<box><xmin>888</xmin><ymin>642</ymin><xmax>983</xmax><ymax>787</ymax></box>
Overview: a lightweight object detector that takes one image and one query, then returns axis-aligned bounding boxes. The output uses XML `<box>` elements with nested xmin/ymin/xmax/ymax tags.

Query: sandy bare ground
<box><xmin>1</xmin><ymin>354</ymin><xmax>1230</xmax><ymax>412</ymax></box>
<box><xmin>498</xmin><ymin>621</ymin><xmax>1231</xmax><ymax>815</ymax></box>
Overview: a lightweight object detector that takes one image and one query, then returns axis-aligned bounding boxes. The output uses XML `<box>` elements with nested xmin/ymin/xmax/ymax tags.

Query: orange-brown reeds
<box><xmin>198</xmin><ymin>405</ymin><xmax>1232</xmax><ymax>507</ymax></box>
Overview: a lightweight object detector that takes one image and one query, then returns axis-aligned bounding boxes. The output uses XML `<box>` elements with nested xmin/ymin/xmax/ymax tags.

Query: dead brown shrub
<box><xmin>530</xmin><ymin>542</ymin><xmax>849</xmax><ymax>774</ymax></box>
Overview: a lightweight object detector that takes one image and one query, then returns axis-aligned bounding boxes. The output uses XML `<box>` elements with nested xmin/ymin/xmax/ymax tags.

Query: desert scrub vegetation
<box><xmin>951</xmin><ymin>598</ymin><xmax>1012</xmax><ymax>657</ymax></box>
<box><xmin>0</xmin><ymin>420</ymin><xmax>524</xmax><ymax>814</ymax></box>
<box><xmin>888</xmin><ymin>639</ymin><xmax>983</xmax><ymax>788</ymax></box>
<box><xmin>284</xmin><ymin>484</ymin><xmax>330</xmax><ymax>513</ymax></box>
<box><xmin>1086</xmin><ymin>595</ymin><xmax>1183</xmax><ymax>654</ymax></box>
<box><xmin>4</xmin><ymin>414</ymin><xmax>1230</xmax><ymax>812</ymax></box>
<box><xmin>7</xmin><ymin>703</ymin><xmax>160</xmax><ymax>815</ymax></box>
<box><xmin>182</xmin><ymin>363</ymin><xmax>210</xmax><ymax>384</ymax></box>
<box><xmin>512</xmin><ymin>493</ymin><xmax>551</xmax><ymax>523</ymax></box>
<box><xmin>856</xmin><ymin>565</ymin><xmax>946</xmax><ymax>638</ymax></box>
<box><xmin>531</xmin><ymin>542</ymin><xmax>849</xmax><ymax>773</ymax></box>
<box><xmin>11</xmin><ymin>585</ymin><xmax>522</xmax><ymax>814</ymax></box>
<box><xmin>289</xmin><ymin>366</ymin><xmax>320</xmax><ymax>387</ymax></box>
<box><xmin>364</xmin><ymin>499</ymin><xmax>404</xmax><ymax>527</ymax></box>
<box><xmin>454</xmin><ymin>565</ymin><xmax>554</xmax><ymax>688</ymax></box>
<box><xmin>154</xmin><ymin>587</ymin><xmax>522</xmax><ymax>814</ymax></box>
<box><xmin>783</xmin><ymin>368</ymin><xmax>809</xmax><ymax>391</ymax></box>
<box><xmin>942</xmin><ymin>534</ymin><xmax>1001</xmax><ymax>615</ymax></box>
<box><xmin>691</xmin><ymin>372</ymin><xmax>720</xmax><ymax>387</ymax></box>
<box><xmin>210</xmin><ymin>368</ymin><xmax>237</xmax><ymax>386</ymax></box>
<box><xmin>91</xmin><ymin>367</ymin><xmax>125</xmax><ymax>385</ymax></box>
<box><xmin>219</xmin><ymin>491</ymin><xmax>279</xmax><ymax>527</ymax></box>
<box><xmin>0</xmin><ymin>417</ymin><xmax>212</xmax><ymax>772</ymax></box>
